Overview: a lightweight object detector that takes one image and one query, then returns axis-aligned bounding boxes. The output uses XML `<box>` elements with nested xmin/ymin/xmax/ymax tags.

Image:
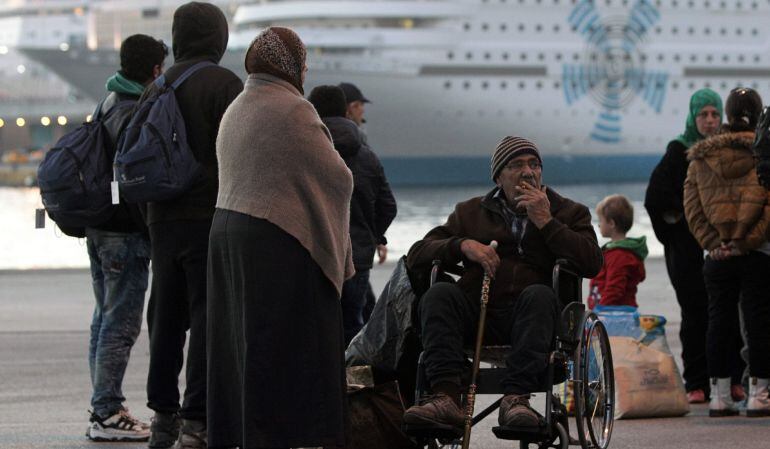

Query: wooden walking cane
<box><xmin>461</xmin><ymin>240</ymin><xmax>497</xmax><ymax>449</ymax></box>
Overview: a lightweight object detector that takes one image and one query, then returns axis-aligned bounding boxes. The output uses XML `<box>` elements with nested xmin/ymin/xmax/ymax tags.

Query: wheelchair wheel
<box><xmin>574</xmin><ymin>315</ymin><xmax>614</xmax><ymax>449</ymax></box>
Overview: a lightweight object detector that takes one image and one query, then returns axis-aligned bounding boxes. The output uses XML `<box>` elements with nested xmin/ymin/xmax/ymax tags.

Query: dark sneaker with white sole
<box><xmin>85</xmin><ymin>408</ymin><xmax>150</xmax><ymax>442</ymax></box>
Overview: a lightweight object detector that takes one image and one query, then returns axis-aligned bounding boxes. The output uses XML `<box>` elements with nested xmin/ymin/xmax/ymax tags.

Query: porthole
<box><xmin>463</xmin><ymin>23</ymin><xmax>471</xmax><ymax>31</ymax></box>
<box><xmin>466</xmin><ymin>52</ymin><xmax>473</xmax><ymax>60</ymax></box>
<box><xmin>553</xmin><ymin>24</ymin><xmax>561</xmax><ymax>32</ymax></box>
<box><xmin>520</xmin><ymin>52</ymin><xmax>528</xmax><ymax>61</ymax></box>
<box><xmin>555</xmin><ymin>53</ymin><xmax>563</xmax><ymax>61</ymax></box>
<box><xmin>672</xmin><ymin>81</ymin><xmax>679</xmax><ymax>89</ymax></box>
<box><xmin>755</xmin><ymin>55</ymin><xmax>761</xmax><ymax>63</ymax></box>
<box><xmin>536</xmin><ymin>81</ymin><xmax>543</xmax><ymax>89</ymax></box>
<box><xmin>720</xmin><ymin>81</ymin><xmax>727</xmax><ymax>89</ymax></box>
<box><xmin>720</xmin><ymin>28</ymin><xmax>727</xmax><ymax>36</ymax></box>
<box><xmin>538</xmin><ymin>53</ymin><xmax>545</xmax><ymax>61</ymax></box>
<box><xmin>706</xmin><ymin>55</ymin><xmax>713</xmax><ymax>62</ymax></box>
<box><xmin>463</xmin><ymin>81</ymin><xmax>471</xmax><ymax>89</ymax></box>
<box><xmin>704</xmin><ymin>27</ymin><xmax>711</xmax><ymax>35</ymax></box>
<box><xmin>500</xmin><ymin>81</ymin><xmax>508</xmax><ymax>89</ymax></box>
<box><xmin>738</xmin><ymin>55</ymin><xmax>745</xmax><ymax>62</ymax></box>
<box><xmin>674</xmin><ymin>54</ymin><xmax>681</xmax><ymax>62</ymax></box>
<box><xmin>690</xmin><ymin>54</ymin><xmax>697</xmax><ymax>62</ymax></box>
<box><xmin>518</xmin><ymin>23</ymin><xmax>526</xmax><ymax>32</ymax></box>
<box><xmin>500</xmin><ymin>23</ymin><xmax>508</xmax><ymax>31</ymax></box>
<box><xmin>519</xmin><ymin>81</ymin><xmax>526</xmax><ymax>89</ymax></box>
<box><xmin>502</xmin><ymin>52</ymin><xmax>510</xmax><ymax>60</ymax></box>
<box><xmin>482</xmin><ymin>23</ymin><xmax>489</xmax><ymax>31</ymax></box>
<box><xmin>447</xmin><ymin>52</ymin><xmax>455</xmax><ymax>60</ymax></box>
<box><xmin>484</xmin><ymin>52</ymin><xmax>491</xmax><ymax>60</ymax></box>
<box><xmin>752</xmin><ymin>29</ymin><xmax>759</xmax><ymax>36</ymax></box>
<box><xmin>672</xmin><ymin>27</ymin><xmax>678</xmax><ymax>34</ymax></box>
<box><xmin>572</xmin><ymin>53</ymin><xmax>579</xmax><ymax>61</ymax></box>
<box><xmin>687</xmin><ymin>27</ymin><xmax>695</xmax><ymax>35</ymax></box>
<box><xmin>554</xmin><ymin>81</ymin><xmax>561</xmax><ymax>89</ymax></box>
<box><xmin>737</xmin><ymin>28</ymin><xmax>743</xmax><ymax>35</ymax></box>
<box><xmin>482</xmin><ymin>81</ymin><xmax>489</xmax><ymax>89</ymax></box>
<box><xmin>688</xmin><ymin>81</ymin><xmax>695</xmax><ymax>89</ymax></box>
<box><xmin>655</xmin><ymin>26</ymin><xmax>662</xmax><ymax>34</ymax></box>
<box><xmin>444</xmin><ymin>81</ymin><xmax>452</xmax><ymax>89</ymax></box>
<box><xmin>658</xmin><ymin>54</ymin><xmax>665</xmax><ymax>62</ymax></box>
<box><xmin>535</xmin><ymin>24</ymin><xmax>543</xmax><ymax>32</ymax></box>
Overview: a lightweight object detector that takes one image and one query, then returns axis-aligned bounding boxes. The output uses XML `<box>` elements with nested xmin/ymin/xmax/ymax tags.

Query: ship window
<box><xmin>704</xmin><ymin>27</ymin><xmax>711</xmax><ymax>35</ymax></box>
<box><xmin>720</xmin><ymin>28</ymin><xmax>727</xmax><ymax>35</ymax></box>
<box><xmin>688</xmin><ymin>0</ymin><xmax>694</xmax><ymax>7</ymax></box>
<box><xmin>720</xmin><ymin>81</ymin><xmax>727</xmax><ymax>89</ymax></box>
<box><xmin>672</xmin><ymin>0</ymin><xmax>678</xmax><ymax>6</ymax></box>
<box><xmin>690</xmin><ymin>54</ymin><xmax>697</xmax><ymax>62</ymax></box>
<box><xmin>482</xmin><ymin>23</ymin><xmax>489</xmax><ymax>31</ymax></box>
<box><xmin>142</xmin><ymin>8</ymin><xmax>160</xmax><ymax>18</ymax></box>
<box><xmin>672</xmin><ymin>27</ymin><xmax>678</xmax><ymax>34</ymax></box>
<box><xmin>655</xmin><ymin>0</ymin><xmax>661</xmax><ymax>6</ymax></box>
<box><xmin>447</xmin><ymin>52</ymin><xmax>454</xmax><ymax>60</ymax></box>
<box><xmin>482</xmin><ymin>81</ymin><xmax>489</xmax><ymax>89</ymax></box>
<box><xmin>535</xmin><ymin>24</ymin><xmax>543</xmax><ymax>32</ymax></box>
<box><xmin>655</xmin><ymin>26</ymin><xmax>661</xmax><ymax>34</ymax></box>
<box><xmin>738</xmin><ymin>54</ymin><xmax>745</xmax><ymax>62</ymax></box>
<box><xmin>688</xmin><ymin>81</ymin><xmax>695</xmax><ymax>89</ymax></box>
<box><xmin>444</xmin><ymin>81</ymin><xmax>452</xmax><ymax>89</ymax></box>
<box><xmin>705</xmin><ymin>82</ymin><xmax>712</xmax><ymax>88</ymax></box>
<box><xmin>500</xmin><ymin>81</ymin><xmax>508</xmax><ymax>89</ymax></box>
<box><xmin>688</xmin><ymin>27</ymin><xmax>695</xmax><ymax>35</ymax></box>
<box><xmin>466</xmin><ymin>52</ymin><xmax>473</xmax><ymax>60</ymax></box>
<box><xmin>720</xmin><ymin>0</ymin><xmax>727</xmax><ymax>6</ymax></box>
<box><xmin>640</xmin><ymin>53</ymin><xmax>647</xmax><ymax>62</ymax></box>
<box><xmin>555</xmin><ymin>53</ymin><xmax>563</xmax><ymax>61</ymax></box>
<box><xmin>553</xmin><ymin>24</ymin><xmax>561</xmax><ymax>32</ymax></box>
<box><xmin>722</xmin><ymin>55</ymin><xmax>729</xmax><ymax>62</ymax></box>
<box><xmin>755</xmin><ymin>55</ymin><xmax>761</xmax><ymax>63</ymax></box>
<box><xmin>737</xmin><ymin>1</ymin><xmax>743</xmax><ymax>7</ymax></box>
<box><xmin>622</xmin><ymin>0</ymin><xmax>628</xmax><ymax>5</ymax></box>
<box><xmin>706</xmin><ymin>55</ymin><xmax>713</xmax><ymax>62</ymax></box>
<box><xmin>658</xmin><ymin>54</ymin><xmax>665</xmax><ymax>62</ymax></box>
<box><xmin>518</xmin><ymin>23</ymin><xmax>526</xmax><ymax>32</ymax></box>
<box><xmin>464</xmin><ymin>23</ymin><xmax>471</xmax><ymax>31</ymax></box>
<box><xmin>538</xmin><ymin>53</ymin><xmax>545</xmax><ymax>61</ymax></box>
<box><xmin>502</xmin><ymin>52</ymin><xmax>510</xmax><ymax>60</ymax></box>
<box><xmin>554</xmin><ymin>81</ymin><xmax>561</xmax><ymax>89</ymax></box>
<box><xmin>536</xmin><ymin>81</ymin><xmax>543</xmax><ymax>89</ymax></box>
<box><xmin>674</xmin><ymin>54</ymin><xmax>681</xmax><ymax>62</ymax></box>
<box><xmin>736</xmin><ymin>28</ymin><xmax>743</xmax><ymax>35</ymax></box>
<box><xmin>672</xmin><ymin>81</ymin><xmax>679</xmax><ymax>89</ymax></box>
<box><xmin>519</xmin><ymin>81</ymin><xmax>526</xmax><ymax>89</ymax></box>
<box><xmin>500</xmin><ymin>23</ymin><xmax>508</xmax><ymax>31</ymax></box>
<box><xmin>463</xmin><ymin>81</ymin><xmax>470</xmax><ymax>89</ymax></box>
<box><xmin>484</xmin><ymin>52</ymin><xmax>491</xmax><ymax>59</ymax></box>
<box><xmin>704</xmin><ymin>0</ymin><xmax>711</xmax><ymax>7</ymax></box>
<box><xmin>752</xmin><ymin>28</ymin><xmax>759</xmax><ymax>36</ymax></box>
<box><xmin>520</xmin><ymin>52</ymin><xmax>528</xmax><ymax>61</ymax></box>
<box><xmin>572</xmin><ymin>53</ymin><xmax>579</xmax><ymax>61</ymax></box>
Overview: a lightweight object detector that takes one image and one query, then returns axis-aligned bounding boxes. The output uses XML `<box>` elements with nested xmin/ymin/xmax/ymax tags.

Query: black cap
<box><xmin>339</xmin><ymin>82</ymin><xmax>371</xmax><ymax>104</ymax></box>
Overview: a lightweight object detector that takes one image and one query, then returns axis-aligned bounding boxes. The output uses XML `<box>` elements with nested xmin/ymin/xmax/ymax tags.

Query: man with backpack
<box><xmin>137</xmin><ymin>3</ymin><xmax>243</xmax><ymax>449</ymax></box>
<box><xmin>82</xmin><ymin>34</ymin><xmax>168</xmax><ymax>442</ymax></box>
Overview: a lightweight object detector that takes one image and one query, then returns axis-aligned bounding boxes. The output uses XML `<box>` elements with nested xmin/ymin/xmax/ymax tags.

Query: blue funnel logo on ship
<box><xmin>563</xmin><ymin>0</ymin><xmax>669</xmax><ymax>144</ymax></box>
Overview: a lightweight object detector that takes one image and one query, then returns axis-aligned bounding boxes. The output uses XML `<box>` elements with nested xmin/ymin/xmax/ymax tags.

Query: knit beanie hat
<box><xmin>245</xmin><ymin>27</ymin><xmax>307</xmax><ymax>94</ymax></box>
<box><xmin>308</xmin><ymin>85</ymin><xmax>348</xmax><ymax>118</ymax></box>
<box><xmin>491</xmin><ymin>136</ymin><xmax>542</xmax><ymax>181</ymax></box>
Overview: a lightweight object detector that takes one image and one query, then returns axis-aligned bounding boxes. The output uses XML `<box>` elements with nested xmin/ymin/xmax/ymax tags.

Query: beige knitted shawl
<box><xmin>216</xmin><ymin>73</ymin><xmax>354</xmax><ymax>295</ymax></box>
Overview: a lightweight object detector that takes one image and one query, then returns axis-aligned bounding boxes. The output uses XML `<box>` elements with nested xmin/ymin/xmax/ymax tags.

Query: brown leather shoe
<box><xmin>403</xmin><ymin>393</ymin><xmax>464</xmax><ymax>429</ymax></box>
<box><xmin>498</xmin><ymin>394</ymin><xmax>541</xmax><ymax>428</ymax></box>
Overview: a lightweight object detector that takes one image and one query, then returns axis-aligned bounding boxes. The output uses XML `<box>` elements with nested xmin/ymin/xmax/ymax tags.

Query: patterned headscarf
<box><xmin>674</xmin><ymin>88</ymin><xmax>723</xmax><ymax>148</ymax></box>
<box><xmin>245</xmin><ymin>27</ymin><xmax>307</xmax><ymax>94</ymax></box>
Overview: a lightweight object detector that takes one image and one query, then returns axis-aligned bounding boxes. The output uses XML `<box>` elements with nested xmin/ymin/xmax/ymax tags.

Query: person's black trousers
<box><xmin>146</xmin><ymin>220</ymin><xmax>211</xmax><ymax>421</ymax></box>
<box><xmin>703</xmin><ymin>252</ymin><xmax>770</xmax><ymax>379</ymax></box>
<box><xmin>418</xmin><ymin>282</ymin><xmax>559</xmax><ymax>395</ymax></box>
<box><xmin>663</xmin><ymin>231</ymin><xmax>717</xmax><ymax>393</ymax></box>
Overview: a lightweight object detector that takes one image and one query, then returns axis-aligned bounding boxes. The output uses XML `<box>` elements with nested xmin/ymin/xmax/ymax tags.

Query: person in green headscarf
<box><xmin>643</xmin><ymin>88</ymin><xmax>724</xmax><ymax>405</ymax></box>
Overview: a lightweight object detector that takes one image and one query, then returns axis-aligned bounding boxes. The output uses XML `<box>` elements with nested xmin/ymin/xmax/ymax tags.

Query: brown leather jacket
<box><xmin>684</xmin><ymin>131</ymin><xmax>770</xmax><ymax>252</ymax></box>
<box><xmin>406</xmin><ymin>187</ymin><xmax>603</xmax><ymax>307</ymax></box>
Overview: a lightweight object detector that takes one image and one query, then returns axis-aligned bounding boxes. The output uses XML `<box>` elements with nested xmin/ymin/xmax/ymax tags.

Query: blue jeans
<box><xmin>341</xmin><ymin>269</ymin><xmax>371</xmax><ymax>345</ymax></box>
<box><xmin>86</xmin><ymin>228</ymin><xmax>150</xmax><ymax>418</ymax></box>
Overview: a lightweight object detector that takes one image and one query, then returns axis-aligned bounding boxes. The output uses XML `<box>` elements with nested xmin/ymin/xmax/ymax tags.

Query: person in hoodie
<box><xmin>588</xmin><ymin>194</ymin><xmax>647</xmax><ymax>309</ymax></box>
<box><xmin>308</xmin><ymin>85</ymin><xmax>398</xmax><ymax>345</ymax></box>
<box><xmin>141</xmin><ymin>3</ymin><xmax>243</xmax><ymax>449</ymax></box>
<box><xmin>83</xmin><ymin>34</ymin><xmax>167</xmax><ymax>443</ymax></box>
<box><xmin>207</xmin><ymin>27</ymin><xmax>352</xmax><ymax>449</ymax></box>
<box><xmin>684</xmin><ymin>87</ymin><xmax>770</xmax><ymax>418</ymax></box>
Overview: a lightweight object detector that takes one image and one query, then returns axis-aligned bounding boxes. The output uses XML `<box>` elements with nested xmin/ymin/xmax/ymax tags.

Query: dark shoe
<box><xmin>498</xmin><ymin>394</ymin><xmax>541</xmax><ymax>428</ymax></box>
<box><xmin>172</xmin><ymin>419</ymin><xmax>207</xmax><ymax>449</ymax></box>
<box><xmin>148</xmin><ymin>412</ymin><xmax>180</xmax><ymax>448</ymax></box>
<box><xmin>403</xmin><ymin>393</ymin><xmax>464</xmax><ymax>429</ymax></box>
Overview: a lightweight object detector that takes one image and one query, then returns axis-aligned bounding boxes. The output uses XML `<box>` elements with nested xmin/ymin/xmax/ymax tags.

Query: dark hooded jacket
<box><xmin>144</xmin><ymin>2</ymin><xmax>243</xmax><ymax>225</ymax></box>
<box><xmin>323</xmin><ymin>116</ymin><xmax>397</xmax><ymax>270</ymax></box>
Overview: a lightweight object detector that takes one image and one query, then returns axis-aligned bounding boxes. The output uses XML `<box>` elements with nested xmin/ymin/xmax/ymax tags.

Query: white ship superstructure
<box><xmin>8</xmin><ymin>0</ymin><xmax>770</xmax><ymax>183</ymax></box>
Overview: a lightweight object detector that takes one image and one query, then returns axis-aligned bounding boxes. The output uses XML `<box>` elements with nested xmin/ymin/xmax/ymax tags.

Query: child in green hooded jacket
<box><xmin>589</xmin><ymin>194</ymin><xmax>648</xmax><ymax>309</ymax></box>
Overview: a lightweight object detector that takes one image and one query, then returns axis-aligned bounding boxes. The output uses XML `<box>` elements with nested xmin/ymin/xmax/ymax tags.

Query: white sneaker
<box><xmin>709</xmin><ymin>378</ymin><xmax>739</xmax><ymax>417</ymax></box>
<box><xmin>747</xmin><ymin>377</ymin><xmax>770</xmax><ymax>417</ymax></box>
<box><xmin>86</xmin><ymin>408</ymin><xmax>150</xmax><ymax>441</ymax></box>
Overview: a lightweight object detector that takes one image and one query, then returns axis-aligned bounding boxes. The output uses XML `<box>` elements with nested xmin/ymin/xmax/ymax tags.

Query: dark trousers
<box><xmin>663</xmin><ymin>232</ymin><xmax>713</xmax><ymax>392</ymax></box>
<box><xmin>147</xmin><ymin>220</ymin><xmax>210</xmax><ymax>420</ymax></box>
<box><xmin>419</xmin><ymin>282</ymin><xmax>559</xmax><ymax>395</ymax></box>
<box><xmin>703</xmin><ymin>252</ymin><xmax>770</xmax><ymax>379</ymax></box>
<box><xmin>362</xmin><ymin>283</ymin><xmax>376</xmax><ymax>324</ymax></box>
<box><xmin>341</xmin><ymin>269</ymin><xmax>371</xmax><ymax>345</ymax></box>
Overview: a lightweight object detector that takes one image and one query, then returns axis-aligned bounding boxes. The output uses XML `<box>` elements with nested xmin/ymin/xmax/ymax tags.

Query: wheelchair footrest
<box><xmin>403</xmin><ymin>423</ymin><xmax>463</xmax><ymax>441</ymax></box>
<box><xmin>492</xmin><ymin>424</ymin><xmax>549</xmax><ymax>441</ymax></box>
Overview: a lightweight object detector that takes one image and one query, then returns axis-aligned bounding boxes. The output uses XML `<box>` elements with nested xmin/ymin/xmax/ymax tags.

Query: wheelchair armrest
<box><xmin>430</xmin><ymin>259</ymin><xmax>464</xmax><ymax>287</ymax></box>
<box><xmin>552</xmin><ymin>259</ymin><xmax>582</xmax><ymax>306</ymax></box>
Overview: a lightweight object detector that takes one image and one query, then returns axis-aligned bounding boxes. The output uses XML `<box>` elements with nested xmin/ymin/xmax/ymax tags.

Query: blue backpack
<box><xmin>37</xmin><ymin>99</ymin><xmax>134</xmax><ymax>228</ymax></box>
<box><xmin>114</xmin><ymin>61</ymin><xmax>215</xmax><ymax>203</ymax></box>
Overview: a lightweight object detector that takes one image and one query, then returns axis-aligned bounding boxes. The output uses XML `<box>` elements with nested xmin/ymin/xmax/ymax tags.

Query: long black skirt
<box><xmin>207</xmin><ymin>209</ymin><xmax>348</xmax><ymax>449</ymax></box>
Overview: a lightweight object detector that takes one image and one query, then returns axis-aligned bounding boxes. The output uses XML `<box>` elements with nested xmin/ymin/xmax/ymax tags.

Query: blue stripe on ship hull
<box><xmin>380</xmin><ymin>154</ymin><xmax>661</xmax><ymax>186</ymax></box>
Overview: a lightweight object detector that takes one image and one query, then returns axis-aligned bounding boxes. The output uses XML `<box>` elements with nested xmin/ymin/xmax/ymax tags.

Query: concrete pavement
<box><xmin>1</xmin><ymin>259</ymin><xmax>767</xmax><ymax>448</ymax></box>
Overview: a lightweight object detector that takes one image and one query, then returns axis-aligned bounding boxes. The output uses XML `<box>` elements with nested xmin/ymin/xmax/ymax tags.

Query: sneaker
<box><xmin>403</xmin><ymin>393</ymin><xmax>464</xmax><ymax>430</ymax></box>
<box><xmin>731</xmin><ymin>384</ymin><xmax>747</xmax><ymax>402</ymax></box>
<box><xmin>149</xmin><ymin>412</ymin><xmax>181</xmax><ymax>448</ymax></box>
<box><xmin>498</xmin><ymin>394</ymin><xmax>541</xmax><ymax>428</ymax></box>
<box><xmin>86</xmin><ymin>409</ymin><xmax>150</xmax><ymax>442</ymax></box>
<box><xmin>687</xmin><ymin>389</ymin><xmax>707</xmax><ymax>404</ymax></box>
<box><xmin>172</xmin><ymin>419</ymin><xmax>207</xmax><ymax>449</ymax></box>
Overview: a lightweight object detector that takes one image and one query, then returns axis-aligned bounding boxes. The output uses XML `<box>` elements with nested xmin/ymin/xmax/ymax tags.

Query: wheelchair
<box><xmin>404</xmin><ymin>259</ymin><xmax>615</xmax><ymax>449</ymax></box>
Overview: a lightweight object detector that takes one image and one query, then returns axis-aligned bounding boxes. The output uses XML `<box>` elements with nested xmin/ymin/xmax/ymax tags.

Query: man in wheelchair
<box><xmin>402</xmin><ymin>136</ymin><xmax>603</xmax><ymax>433</ymax></box>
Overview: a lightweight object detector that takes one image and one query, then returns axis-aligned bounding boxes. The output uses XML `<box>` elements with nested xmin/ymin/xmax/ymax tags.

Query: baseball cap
<box><xmin>338</xmin><ymin>82</ymin><xmax>371</xmax><ymax>104</ymax></box>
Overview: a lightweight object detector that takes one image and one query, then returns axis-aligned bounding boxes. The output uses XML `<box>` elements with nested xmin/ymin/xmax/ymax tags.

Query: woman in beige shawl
<box><xmin>207</xmin><ymin>27</ymin><xmax>354</xmax><ymax>448</ymax></box>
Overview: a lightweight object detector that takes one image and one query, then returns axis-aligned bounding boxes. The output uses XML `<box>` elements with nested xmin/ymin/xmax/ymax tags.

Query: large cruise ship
<box><xmin>12</xmin><ymin>0</ymin><xmax>770</xmax><ymax>184</ymax></box>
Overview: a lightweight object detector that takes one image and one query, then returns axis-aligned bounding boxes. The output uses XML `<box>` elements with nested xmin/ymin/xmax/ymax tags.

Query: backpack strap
<box><xmin>153</xmin><ymin>61</ymin><xmax>217</xmax><ymax>90</ymax></box>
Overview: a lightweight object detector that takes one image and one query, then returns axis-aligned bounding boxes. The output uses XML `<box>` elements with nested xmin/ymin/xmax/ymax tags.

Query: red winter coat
<box><xmin>588</xmin><ymin>247</ymin><xmax>646</xmax><ymax>309</ymax></box>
